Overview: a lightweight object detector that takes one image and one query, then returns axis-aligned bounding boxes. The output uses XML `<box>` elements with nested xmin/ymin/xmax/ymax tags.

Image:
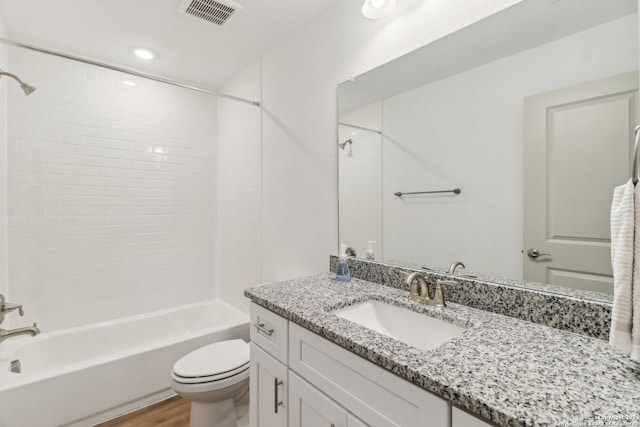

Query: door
<box><xmin>523</xmin><ymin>71</ymin><xmax>638</xmax><ymax>293</ymax></box>
<box><xmin>250</xmin><ymin>343</ymin><xmax>288</xmax><ymax>427</ymax></box>
<box><xmin>289</xmin><ymin>371</ymin><xmax>348</xmax><ymax>427</ymax></box>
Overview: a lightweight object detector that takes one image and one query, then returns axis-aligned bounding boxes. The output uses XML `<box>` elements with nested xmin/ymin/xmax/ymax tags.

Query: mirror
<box><xmin>337</xmin><ymin>0</ymin><xmax>638</xmax><ymax>298</ymax></box>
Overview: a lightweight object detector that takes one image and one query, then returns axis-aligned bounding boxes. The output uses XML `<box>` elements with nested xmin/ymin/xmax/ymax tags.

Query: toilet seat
<box><xmin>172</xmin><ymin>339</ymin><xmax>250</xmax><ymax>385</ymax></box>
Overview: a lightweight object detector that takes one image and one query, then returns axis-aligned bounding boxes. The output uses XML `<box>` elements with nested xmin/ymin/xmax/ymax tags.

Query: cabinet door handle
<box><xmin>274</xmin><ymin>378</ymin><xmax>284</xmax><ymax>413</ymax></box>
<box><xmin>253</xmin><ymin>322</ymin><xmax>274</xmax><ymax>336</ymax></box>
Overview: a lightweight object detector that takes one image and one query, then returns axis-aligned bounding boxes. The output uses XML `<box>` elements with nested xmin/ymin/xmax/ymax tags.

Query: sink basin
<box><xmin>333</xmin><ymin>300</ymin><xmax>466</xmax><ymax>351</ymax></box>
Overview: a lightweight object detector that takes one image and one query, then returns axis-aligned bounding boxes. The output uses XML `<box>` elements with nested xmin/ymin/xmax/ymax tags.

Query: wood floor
<box><xmin>94</xmin><ymin>396</ymin><xmax>190</xmax><ymax>427</ymax></box>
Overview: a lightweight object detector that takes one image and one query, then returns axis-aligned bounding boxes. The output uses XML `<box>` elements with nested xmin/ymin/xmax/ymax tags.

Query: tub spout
<box><xmin>0</xmin><ymin>323</ymin><xmax>40</xmax><ymax>343</ymax></box>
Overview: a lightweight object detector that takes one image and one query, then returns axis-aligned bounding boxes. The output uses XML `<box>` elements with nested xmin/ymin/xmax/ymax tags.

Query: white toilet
<box><xmin>171</xmin><ymin>339</ymin><xmax>250</xmax><ymax>427</ymax></box>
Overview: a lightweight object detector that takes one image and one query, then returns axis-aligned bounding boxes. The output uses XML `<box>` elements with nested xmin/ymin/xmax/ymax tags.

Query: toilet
<box><xmin>171</xmin><ymin>339</ymin><xmax>250</xmax><ymax>427</ymax></box>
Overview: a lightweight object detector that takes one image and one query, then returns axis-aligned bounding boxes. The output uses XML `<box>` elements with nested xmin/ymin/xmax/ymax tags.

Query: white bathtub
<box><xmin>0</xmin><ymin>299</ymin><xmax>249</xmax><ymax>427</ymax></box>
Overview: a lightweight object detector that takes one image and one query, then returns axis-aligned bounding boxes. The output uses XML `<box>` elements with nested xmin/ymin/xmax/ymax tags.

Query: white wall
<box><xmin>0</xmin><ymin>13</ymin><xmax>7</xmax><ymax>309</ymax></box>
<box><xmin>257</xmin><ymin>0</ymin><xmax>523</xmax><ymax>282</ymax></box>
<box><xmin>381</xmin><ymin>14</ymin><xmax>638</xmax><ymax>278</ymax></box>
<box><xmin>6</xmin><ymin>48</ymin><xmax>219</xmax><ymax>331</ymax></box>
<box><xmin>218</xmin><ymin>61</ymin><xmax>262</xmax><ymax>313</ymax></box>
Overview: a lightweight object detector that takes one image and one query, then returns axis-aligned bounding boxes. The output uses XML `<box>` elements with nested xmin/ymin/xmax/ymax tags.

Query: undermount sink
<box><xmin>333</xmin><ymin>300</ymin><xmax>466</xmax><ymax>351</ymax></box>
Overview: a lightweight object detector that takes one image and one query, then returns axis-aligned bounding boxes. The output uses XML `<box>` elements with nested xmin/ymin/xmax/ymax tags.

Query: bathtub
<box><xmin>0</xmin><ymin>299</ymin><xmax>249</xmax><ymax>427</ymax></box>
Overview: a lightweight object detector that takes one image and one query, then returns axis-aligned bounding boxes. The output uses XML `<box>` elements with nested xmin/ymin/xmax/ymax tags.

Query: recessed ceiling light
<box><xmin>132</xmin><ymin>48</ymin><xmax>155</xmax><ymax>60</ymax></box>
<box><xmin>362</xmin><ymin>0</ymin><xmax>396</xmax><ymax>19</ymax></box>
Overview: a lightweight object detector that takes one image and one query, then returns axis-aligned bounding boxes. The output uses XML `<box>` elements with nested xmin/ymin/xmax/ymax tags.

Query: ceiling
<box><xmin>0</xmin><ymin>0</ymin><xmax>339</xmax><ymax>89</ymax></box>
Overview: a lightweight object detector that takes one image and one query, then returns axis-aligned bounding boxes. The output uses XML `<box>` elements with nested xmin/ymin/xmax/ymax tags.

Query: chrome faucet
<box><xmin>405</xmin><ymin>272</ymin><xmax>430</xmax><ymax>303</ymax></box>
<box><xmin>448</xmin><ymin>261</ymin><xmax>465</xmax><ymax>274</ymax></box>
<box><xmin>400</xmin><ymin>271</ymin><xmax>457</xmax><ymax>308</ymax></box>
<box><xmin>0</xmin><ymin>324</ymin><xmax>40</xmax><ymax>343</ymax></box>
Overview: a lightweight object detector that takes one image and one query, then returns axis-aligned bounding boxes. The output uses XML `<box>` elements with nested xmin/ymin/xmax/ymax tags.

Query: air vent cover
<box><xmin>177</xmin><ymin>0</ymin><xmax>243</xmax><ymax>26</ymax></box>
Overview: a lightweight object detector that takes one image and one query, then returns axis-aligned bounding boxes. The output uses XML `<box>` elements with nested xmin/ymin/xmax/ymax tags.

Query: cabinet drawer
<box><xmin>250</xmin><ymin>303</ymin><xmax>289</xmax><ymax>364</ymax></box>
<box><xmin>289</xmin><ymin>323</ymin><xmax>450</xmax><ymax>427</ymax></box>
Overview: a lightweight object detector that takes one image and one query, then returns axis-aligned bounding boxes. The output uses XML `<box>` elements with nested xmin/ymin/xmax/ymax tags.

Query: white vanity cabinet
<box><xmin>452</xmin><ymin>407</ymin><xmax>494</xmax><ymax>427</ymax></box>
<box><xmin>250</xmin><ymin>303</ymin><xmax>289</xmax><ymax>427</ymax></box>
<box><xmin>250</xmin><ymin>302</ymin><xmax>474</xmax><ymax>427</ymax></box>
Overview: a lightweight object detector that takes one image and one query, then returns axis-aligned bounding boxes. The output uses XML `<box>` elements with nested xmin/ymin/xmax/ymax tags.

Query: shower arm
<box><xmin>0</xmin><ymin>69</ymin><xmax>24</xmax><ymax>84</ymax></box>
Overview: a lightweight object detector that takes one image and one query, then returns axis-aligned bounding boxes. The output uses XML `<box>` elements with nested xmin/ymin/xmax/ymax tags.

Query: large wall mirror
<box><xmin>337</xmin><ymin>0</ymin><xmax>638</xmax><ymax>298</ymax></box>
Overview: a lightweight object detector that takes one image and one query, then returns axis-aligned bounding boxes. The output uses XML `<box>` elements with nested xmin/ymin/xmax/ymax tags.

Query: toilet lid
<box><xmin>173</xmin><ymin>339</ymin><xmax>249</xmax><ymax>379</ymax></box>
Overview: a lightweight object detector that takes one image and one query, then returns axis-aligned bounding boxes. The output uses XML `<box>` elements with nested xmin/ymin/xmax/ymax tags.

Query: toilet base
<box><xmin>190</xmin><ymin>399</ymin><xmax>236</xmax><ymax>427</ymax></box>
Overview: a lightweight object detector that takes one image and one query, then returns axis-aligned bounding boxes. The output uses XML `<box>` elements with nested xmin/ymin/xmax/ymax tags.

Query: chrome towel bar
<box><xmin>394</xmin><ymin>188</ymin><xmax>461</xmax><ymax>197</ymax></box>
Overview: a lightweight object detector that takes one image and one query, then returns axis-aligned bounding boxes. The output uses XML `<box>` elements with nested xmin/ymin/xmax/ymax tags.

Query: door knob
<box><xmin>527</xmin><ymin>248</ymin><xmax>550</xmax><ymax>258</ymax></box>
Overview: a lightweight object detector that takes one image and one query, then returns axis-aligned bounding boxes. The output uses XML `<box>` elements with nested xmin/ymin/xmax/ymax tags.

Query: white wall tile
<box><xmin>6</xmin><ymin>48</ymin><xmax>219</xmax><ymax>331</ymax></box>
<box><xmin>217</xmin><ymin>61</ymin><xmax>262</xmax><ymax>314</ymax></box>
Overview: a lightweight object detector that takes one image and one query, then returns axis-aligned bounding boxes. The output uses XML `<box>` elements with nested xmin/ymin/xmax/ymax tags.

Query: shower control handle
<box><xmin>527</xmin><ymin>248</ymin><xmax>550</xmax><ymax>259</ymax></box>
<box><xmin>274</xmin><ymin>378</ymin><xmax>284</xmax><ymax>413</ymax></box>
<box><xmin>253</xmin><ymin>322</ymin><xmax>274</xmax><ymax>336</ymax></box>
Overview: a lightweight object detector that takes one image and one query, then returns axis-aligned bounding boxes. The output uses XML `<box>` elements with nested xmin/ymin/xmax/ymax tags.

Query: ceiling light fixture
<box><xmin>362</xmin><ymin>0</ymin><xmax>396</xmax><ymax>19</ymax></box>
<box><xmin>132</xmin><ymin>48</ymin><xmax>155</xmax><ymax>60</ymax></box>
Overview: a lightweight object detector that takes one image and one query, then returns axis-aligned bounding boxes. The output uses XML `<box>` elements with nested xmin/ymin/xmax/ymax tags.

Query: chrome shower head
<box><xmin>0</xmin><ymin>69</ymin><xmax>36</xmax><ymax>96</ymax></box>
<box><xmin>339</xmin><ymin>139</ymin><xmax>353</xmax><ymax>150</ymax></box>
<box><xmin>20</xmin><ymin>83</ymin><xmax>36</xmax><ymax>95</ymax></box>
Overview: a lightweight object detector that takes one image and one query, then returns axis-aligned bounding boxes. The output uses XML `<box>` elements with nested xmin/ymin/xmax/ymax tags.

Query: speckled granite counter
<box><xmin>245</xmin><ymin>274</ymin><xmax>640</xmax><ymax>427</ymax></box>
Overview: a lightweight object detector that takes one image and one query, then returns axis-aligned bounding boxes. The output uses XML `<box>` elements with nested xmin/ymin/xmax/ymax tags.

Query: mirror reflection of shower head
<box><xmin>339</xmin><ymin>139</ymin><xmax>353</xmax><ymax>150</ymax></box>
<box><xmin>0</xmin><ymin>69</ymin><xmax>36</xmax><ymax>96</ymax></box>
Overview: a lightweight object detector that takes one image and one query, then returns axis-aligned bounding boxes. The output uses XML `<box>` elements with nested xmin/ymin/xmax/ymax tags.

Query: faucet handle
<box><xmin>433</xmin><ymin>279</ymin><xmax>457</xmax><ymax>308</ymax></box>
<box><xmin>2</xmin><ymin>303</ymin><xmax>24</xmax><ymax>316</ymax></box>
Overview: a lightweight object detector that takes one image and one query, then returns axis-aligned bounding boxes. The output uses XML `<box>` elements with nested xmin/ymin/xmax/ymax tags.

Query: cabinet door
<box><xmin>289</xmin><ymin>371</ymin><xmax>348</xmax><ymax>427</ymax></box>
<box><xmin>250</xmin><ymin>343</ymin><xmax>288</xmax><ymax>427</ymax></box>
<box><xmin>347</xmin><ymin>414</ymin><xmax>370</xmax><ymax>427</ymax></box>
<box><xmin>452</xmin><ymin>407</ymin><xmax>493</xmax><ymax>427</ymax></box>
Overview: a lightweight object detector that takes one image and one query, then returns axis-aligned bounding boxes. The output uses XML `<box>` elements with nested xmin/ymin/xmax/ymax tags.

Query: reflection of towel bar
<box><xmin>394</xmin><ymin>189</ymin><xmax>461</xmax><ymax>197</ymax></box>
<box><xmin>633</xmin><ymin>125</ymin><xmax>640</xmax><ymax>185</ymax></box>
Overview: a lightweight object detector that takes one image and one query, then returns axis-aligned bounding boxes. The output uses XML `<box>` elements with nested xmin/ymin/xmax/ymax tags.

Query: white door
<box><xmin>523</xmin><ymin>71</ymin><xmax>638</xmax><ymax>293</ymax></box>
<box><xmin>250</xmin><ymin>343</ymin><xmax>288</xmax><ymax>427</ymax></box>
<box><xmin>289</xmin><ymin>371</ymin><xmax>348</xmax><ymax>427</ymax></box>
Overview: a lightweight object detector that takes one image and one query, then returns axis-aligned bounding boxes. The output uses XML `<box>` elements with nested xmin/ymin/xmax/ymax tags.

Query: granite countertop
<box><xmin>245</xmin><ymin>274</ymin><xmax>640</xmax><ymax>427</ymax></box>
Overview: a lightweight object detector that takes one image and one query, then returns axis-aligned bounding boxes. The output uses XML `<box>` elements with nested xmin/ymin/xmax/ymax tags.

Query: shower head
<box><xmin>0</xmin><ymin>69</ymin><xmax>36</xmax><ymax>96</ymax></box>
<box><xmin>20</xmin><ymin>83</ymin><xmax>36</xmax><ymax>95</ymax></box>
<box><xmin>339</xmin><ymin>139</ymin><xmax>353</xmax><ymax>150</ymax></box>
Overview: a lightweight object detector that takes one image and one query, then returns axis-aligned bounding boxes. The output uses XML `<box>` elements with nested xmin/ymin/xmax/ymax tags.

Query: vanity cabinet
<box><xmin>250</xmin><ymin>303</ymin><xmax>289</xmax><ymax>427</ymax></box>
<box><xmin>452</xmin><ymin>407</ymin><xmax>493</xmax><ymax>427</ymax></box>
<box><xmin>250</xmin><ymin>344</ymin><xmax>288</xmax><ymax>427</ymax></box>
<box><xmin>289</xmin><ymin>371</ymin><xmax>348</xmax><ymax>427</ymax></box>
<box><xmin>250</xmin><ymin>302</ymin><xmax>490</xmax><ymax>427</ymax></box>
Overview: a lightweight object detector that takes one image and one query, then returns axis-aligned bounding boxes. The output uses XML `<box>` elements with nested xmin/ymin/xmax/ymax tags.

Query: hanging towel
<box><xmin>610</xmin><ymin>180</ymin><xmax>634</xmax><ymax>355</ymax></box>
<box><xmin>632</xmin><ymin>183</ymin><xmax>640</xmax><ymax>360</ymax></box>
<box><xmin>610</xmin><ymin>179</ymin><xmax>638</xmax><ymax>360</ymax></box>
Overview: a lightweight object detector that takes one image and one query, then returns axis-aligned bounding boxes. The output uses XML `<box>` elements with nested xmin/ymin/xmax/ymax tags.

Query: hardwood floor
<box><xmin>94</xmin><ymin>396</ymin><xmax>190</xmax><ymax>427</ymax></box>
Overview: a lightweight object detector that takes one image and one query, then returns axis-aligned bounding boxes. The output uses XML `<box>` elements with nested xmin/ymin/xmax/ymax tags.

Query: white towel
<box><xmin>610</xmin><ymin>179</ymin><xmax>638</xmax><ymax>360</ymax></box>
<box><xmin>610</xmin><ymin>180</ymin><xmax>634</xmax><ymax>354</ymax></box>
<box><xmin>632</xmin><ymin>183</ymin><xmax>640</xmax><ymax>361</ymax></box>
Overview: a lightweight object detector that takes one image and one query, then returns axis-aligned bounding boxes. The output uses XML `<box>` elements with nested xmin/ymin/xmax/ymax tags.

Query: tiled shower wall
<box><xmin>6</xmin><ymin>47</ymin><xmax>219</xmax><ymax>331</ymax></box>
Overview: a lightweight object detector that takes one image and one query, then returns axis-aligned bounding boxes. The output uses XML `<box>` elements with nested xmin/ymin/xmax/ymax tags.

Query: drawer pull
<box><xmin>254</xmin><ymin>322</ymin><xmax>274</xmax><ymax>336</ymax></box>
<box><xmin>274</xmin><ymin>378</ymin><xmax>284</xmax><ymax>413</ymax></box>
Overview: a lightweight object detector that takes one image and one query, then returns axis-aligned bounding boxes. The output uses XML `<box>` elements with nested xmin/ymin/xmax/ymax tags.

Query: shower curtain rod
<box><xmin>338</xmin><ymin>122</ymin><xmax>382</xmax><ymax>135</ymax></box>
<box><xmin>0</xmin><ymin>37</ymin><xmax>260</xmax><ymax>107</ymax></box>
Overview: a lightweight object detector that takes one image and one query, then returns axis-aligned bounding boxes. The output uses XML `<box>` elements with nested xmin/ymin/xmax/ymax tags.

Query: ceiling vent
<box><xmin>177</xmin><ymin>0</ymin><xmax>243</xmax><ymax>26</ymax></box>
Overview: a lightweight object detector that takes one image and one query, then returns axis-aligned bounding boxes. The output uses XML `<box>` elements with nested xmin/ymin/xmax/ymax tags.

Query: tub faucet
<box><xmin>0</xmin><ymin>323</ymin><xmax>40</xmax><ymax>344</ymax></box>
<box><xmin>448</xmin><ymin>261</ymin><xmax>465</xmax><ymax>274</ymax></box>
